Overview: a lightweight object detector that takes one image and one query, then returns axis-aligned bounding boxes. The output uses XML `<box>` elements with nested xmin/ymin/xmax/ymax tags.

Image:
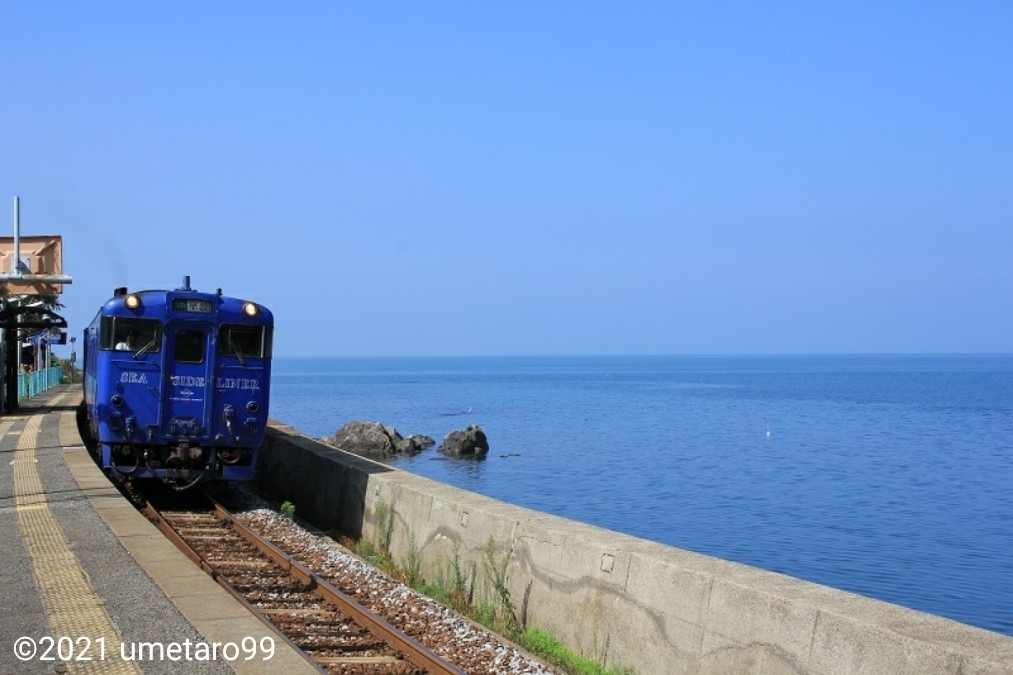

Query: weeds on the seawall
<box><xmin>353</xmin><ymin>499</ymin><xmax>636</xmax><ymax>675</ymax></box>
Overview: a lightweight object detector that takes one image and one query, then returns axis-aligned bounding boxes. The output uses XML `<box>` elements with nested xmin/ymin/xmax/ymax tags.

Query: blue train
<box><xmin>78</xmin><ymin>276</ymin><xmax>273</xmax><ymax>490</ymax></box>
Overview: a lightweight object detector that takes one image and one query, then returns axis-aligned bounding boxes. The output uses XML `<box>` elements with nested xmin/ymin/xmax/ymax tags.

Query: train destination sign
<box><xmin>172</xmin><ymin>299</ymin><xmax>212</xmax><ymax>313</ymax></box>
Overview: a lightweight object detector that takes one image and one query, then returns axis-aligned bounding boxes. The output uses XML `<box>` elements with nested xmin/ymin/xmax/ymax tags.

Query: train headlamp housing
<box><xmin>242</xmin><ymin>302</ymin><xmax>258</xmax><ymax>317</ymax></box>
<box><xmin>125</xmin><ymin>294</ymin><xmax>141</xmax><ymax>310</ymax></box>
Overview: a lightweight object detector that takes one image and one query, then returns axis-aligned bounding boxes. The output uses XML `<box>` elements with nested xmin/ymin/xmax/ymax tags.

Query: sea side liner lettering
<box><xmin>115</xmin><ymin>372</ymin><xmax>259</xmax><ymax>389</ymax></box>
<box><xmin>118</xmin><ymin>374</ymin><xmax>260</xmax><ymax>390</ymax></box>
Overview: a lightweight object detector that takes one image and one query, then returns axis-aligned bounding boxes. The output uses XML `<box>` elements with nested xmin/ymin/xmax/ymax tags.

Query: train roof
<box><xmin>95</xmin><ymin>282</ymin><xmax>272</xmax><ymax>324</ymax></box>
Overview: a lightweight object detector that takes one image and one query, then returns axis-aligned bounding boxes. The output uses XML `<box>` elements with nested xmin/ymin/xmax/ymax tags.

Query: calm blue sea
<box><xmin>269</xmin><ymin>355</ymin><xmax>1013</xmax><ymax>636</ymax></box>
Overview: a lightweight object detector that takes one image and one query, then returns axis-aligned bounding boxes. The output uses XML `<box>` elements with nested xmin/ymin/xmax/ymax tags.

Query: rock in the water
<box><xmin>322</xmin><ymin>420</ymin><xmax>401</xmax><ymax>457</ymax></box>
<box><xmin>438</xmin><ymin>424</ymin><xmax>489</xmax><ymax>458</ymax></box>
<box><xmin>321</xmin><ymin>421</ymin><xmax>434</xmax><ymax>457</ymax></box>
<box><xmin>396</xmin><ymin>434</ymin><xmax>436</xmax><ymax>455</ymax></box>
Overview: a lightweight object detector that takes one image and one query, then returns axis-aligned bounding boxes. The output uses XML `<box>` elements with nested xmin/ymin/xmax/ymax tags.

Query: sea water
<box><xmin>269</xmin><ymin>354</ymin><xmax>1013</xmax><ymax>636</ymax></box>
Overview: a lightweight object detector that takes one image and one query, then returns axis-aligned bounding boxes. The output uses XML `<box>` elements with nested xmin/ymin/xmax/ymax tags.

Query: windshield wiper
<box><xmin>132</xmin><ymin>334</ymin><xmax>159</xmax><ymax>360</ymax></box>
<box><xmin>228</xmin><ymin>335</ymin><xmax>246</xmax><ymax>366</ymax></box>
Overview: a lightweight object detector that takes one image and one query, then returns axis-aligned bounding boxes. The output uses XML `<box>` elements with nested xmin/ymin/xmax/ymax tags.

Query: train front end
<box><xmin>83</xmin><ymin>280</ymin><xmax>273</xmax><ymax>490</ymax></box>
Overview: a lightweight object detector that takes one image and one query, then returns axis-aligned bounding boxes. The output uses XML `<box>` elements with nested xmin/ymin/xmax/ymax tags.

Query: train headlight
<box><xmin>246</xmin><ymin>401</ymin><xmax>259</xmax><ymax>413</ymax></box>
<box><xmin>111</xmin><ymin>394</ymin><xmax>124</xmax><ymax>407</ymax></box>
<box><xmin>125</xmin><ymin>294</ymin><xmax>142</xmax><ymax>310</ymax></box>
<box><xmin>242</xmin><ymin>302</ymin><xmax>258</xmax><ymax>317</ymax></box>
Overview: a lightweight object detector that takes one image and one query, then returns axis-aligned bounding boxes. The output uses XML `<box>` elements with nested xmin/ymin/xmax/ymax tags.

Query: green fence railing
<box><xmin>18</xmin><ymin>366</ymin><xmax>65</xmax><ymax>400</ymax></box>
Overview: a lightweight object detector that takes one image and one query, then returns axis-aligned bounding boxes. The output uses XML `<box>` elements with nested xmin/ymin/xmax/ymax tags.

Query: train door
<box><xmin>162</xmin><ymin>323</ymin><xmax>212</xmax><ymax>441</ymax></box>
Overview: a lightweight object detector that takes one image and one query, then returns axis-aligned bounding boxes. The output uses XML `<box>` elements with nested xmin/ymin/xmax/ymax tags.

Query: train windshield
<box><xmin>218</xmin><ymin>324</ymin><xmax>271</xmax><ymax>360</ymax></box>
<box><xmin>102</xmin><ymin>317</ymin><xmax>162</xmax><ymax>353</ymax></box>
<box><xmin>173</xmin><ymin>328</ymin><xmax>206</xmax><ymax>364</ymax></box>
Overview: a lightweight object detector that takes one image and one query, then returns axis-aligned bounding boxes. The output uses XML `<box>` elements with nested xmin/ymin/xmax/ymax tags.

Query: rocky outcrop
<box><xmin>438</xmin><ymin>424</ymin><xmax>489</xmax><ymax>458</ymax></box>
<box><xmin>321</xmin><ymin>420</ymin><xmax>433</xmax><ymax>458</ymax></box>
<box><xmin>395</xmin><ymin>434</ymin><xmax>436</xmax><ymax>455</ymax></box>
<box><xmin>321</xmin><ymin>421</ymin><xmax>488</xmax><ymax>459</ymax></box>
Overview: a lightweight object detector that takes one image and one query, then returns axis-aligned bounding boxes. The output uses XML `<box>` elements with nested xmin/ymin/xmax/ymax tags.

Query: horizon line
<box><xmin>272</xmin><ymin>351</ymin><xmax>1013</xmax><ymax>359</ymax></box>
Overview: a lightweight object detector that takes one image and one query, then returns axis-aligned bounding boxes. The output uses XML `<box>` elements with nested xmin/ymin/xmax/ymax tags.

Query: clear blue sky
<box><xmin>2</xmin><ymin>2</ymin><xmax>1011</xmax><ymax>357</ymax></box>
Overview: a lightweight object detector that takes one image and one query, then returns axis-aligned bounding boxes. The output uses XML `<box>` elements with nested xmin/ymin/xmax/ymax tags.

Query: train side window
<box><xmin>218</xmin><ymin>325</ymin><xmax>265</xmax><ymax>358</ymax></box>
<box><xmin>174</xmin><ymin>329</ymin><xmax>205</xmax><ymax>364</ymax></box>
<box><xmin>100</xmin><ymin>317</ymin><xmax>116</xmax><ymax>349</ymax></box>
<box><xmin>263</xmin><ymin>326</ymin><xmax>273</xmax><ymax>358</ymax></box>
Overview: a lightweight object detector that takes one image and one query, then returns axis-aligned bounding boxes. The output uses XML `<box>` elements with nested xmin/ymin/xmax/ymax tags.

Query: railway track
<box><xmin>145</xmin><ymin>499</ymin><xmax>466</xmax><ymax>675</ymax></box>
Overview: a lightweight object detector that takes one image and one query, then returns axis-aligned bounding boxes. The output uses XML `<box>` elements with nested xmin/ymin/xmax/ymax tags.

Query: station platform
<box><xmin>0</xmin><ymin>385</ymin><xmax>318</xmax><ymax>675</ymax></box>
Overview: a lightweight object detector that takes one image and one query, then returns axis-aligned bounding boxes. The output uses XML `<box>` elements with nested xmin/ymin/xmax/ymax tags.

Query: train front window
<box><xmin>218</xmin><ymin>325</ymin><xmax>269</xmax><ymax>359</ymax></box>
<box><xmin>102</xmin><ymin>317</ymin><xmax>162</xmax><ymax>353</ymax></box>
<box><xmin>173</xmin><ymin>329</ymin><xmax>206</xmax><ymax>364</ymax></box>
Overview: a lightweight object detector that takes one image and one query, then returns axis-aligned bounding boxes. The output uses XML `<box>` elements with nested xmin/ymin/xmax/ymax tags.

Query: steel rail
<box><xmin>146</xmin><ymin>499</ymin><xmax>465</xmax><ymax>675</ymax></box>
<box><xmin>144</xmin><ymin>503</ymin><xmax>327</xmax><ymax>674</ymax></box>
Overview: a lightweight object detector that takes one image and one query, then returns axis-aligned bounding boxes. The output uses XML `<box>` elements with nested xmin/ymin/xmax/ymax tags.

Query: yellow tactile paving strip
<box><xmin>51</xmin><ymin>390</ymin><xmax>319</xmax><ymax>675</ymax></box>
<box><xmin>12</xmin><ymin>393</ymin><xmax>141</xmax><ymax>675</ymax></box>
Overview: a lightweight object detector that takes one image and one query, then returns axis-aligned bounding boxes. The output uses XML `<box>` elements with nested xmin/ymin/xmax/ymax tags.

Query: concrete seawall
<box><xmin>258</xmin><ymin>421</ymin><xmax>1013</xmax><ymax>675</ymax></box>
